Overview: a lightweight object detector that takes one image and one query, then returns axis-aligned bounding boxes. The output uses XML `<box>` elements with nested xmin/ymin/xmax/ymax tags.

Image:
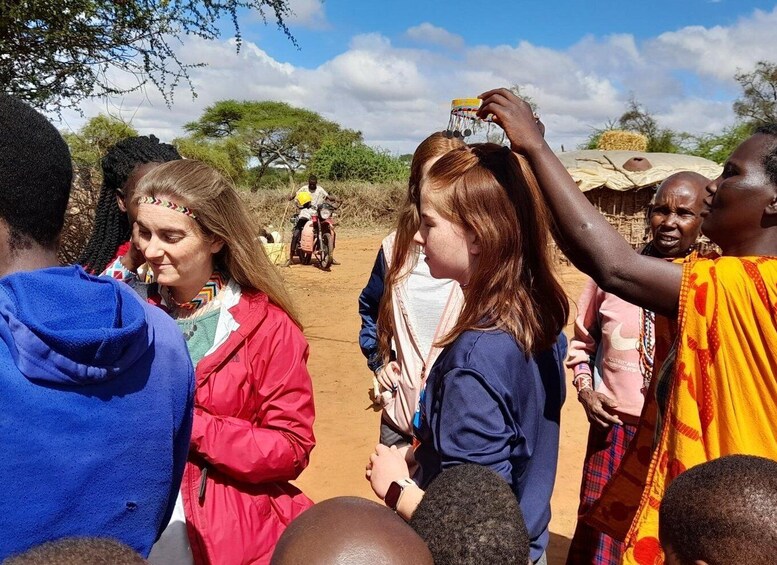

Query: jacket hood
<box><xmin>0</xmin><ymin>265</ymin><xmax>152</xmax><ymax>385</ymax></box>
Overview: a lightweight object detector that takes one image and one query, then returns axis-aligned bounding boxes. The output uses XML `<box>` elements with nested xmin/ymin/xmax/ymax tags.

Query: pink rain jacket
<box><xmin>178</xmin><ymin>289</ymin><xmax>315</xmax><ymax>565</ymax></box>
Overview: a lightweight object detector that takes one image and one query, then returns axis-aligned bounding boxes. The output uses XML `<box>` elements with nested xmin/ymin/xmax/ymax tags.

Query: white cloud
<box><xmin>286</xmin><ymin>0</ymin><xmax>328</xmax><ymax>30</ymax></box>
<box><xmin>405</xmin><ymin>23</ymin><xmax>464</xmax><ymax>50</ymax></box>
<box><xmin>647</xmin><ymin>7</ymin><xmax>777</xmax><ymax>82</ymax></box>
<box><xmin>52</xmin><ymin>7</ymin><xmax>777</xmax><ymax>155</ymax></box>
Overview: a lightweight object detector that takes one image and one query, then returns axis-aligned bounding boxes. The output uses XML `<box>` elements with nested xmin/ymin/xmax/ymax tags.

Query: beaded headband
<box><xmin>138</xmin><ymin>196</ymin><xmax>197</xmax><ymax>219</ymax></box>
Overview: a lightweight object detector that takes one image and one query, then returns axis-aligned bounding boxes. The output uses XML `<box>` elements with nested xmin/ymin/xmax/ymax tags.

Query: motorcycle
<box><xmin>293</xmin><ymin>202</ymin><xmax>338</xmax><ymax>269</ymax></box>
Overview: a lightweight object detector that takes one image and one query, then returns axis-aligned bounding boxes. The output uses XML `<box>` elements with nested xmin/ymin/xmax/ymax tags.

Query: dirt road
<box><xmin>283</xmin><ymin>233</ymin><xmax>591</xmax><ymax>564</ymax></box>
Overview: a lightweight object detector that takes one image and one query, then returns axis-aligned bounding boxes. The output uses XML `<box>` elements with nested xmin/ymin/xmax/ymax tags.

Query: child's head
<box><xmin>5</xmin><ymin>537</ymin><xmax>147</xmax><ymax>564</ymax></box>
<box><xmin>271</xmin><ymin>496</ymin><xmax>433</xmax><ymax>564</ymax></box>
<box><xmin>414</xmin><ymin>143</ymin><xmax>568</xmax><ymax>353</ymax></box>
<box><xmin>397</xmin><ymin>132</ymin><xmax>466</xmax><ymax>251</ymax></box>
<box><xmin>0</xmin><ymin>95</ymin><xmax>71</xmax><ymax>255</ymax></box>
<box><xmin>409</xmin><ymin>464</ymin><xmax>530</xmax><ymax>565</ymax></box>
<box><xmin>295</xmin><ymin>190</ymin><xmax>313</xmax><ymax>209</ymax></box>
<box><xmin>659</xmin><ymin>455</ymin><xmax>777</xmax><ymax>565</ymax></box>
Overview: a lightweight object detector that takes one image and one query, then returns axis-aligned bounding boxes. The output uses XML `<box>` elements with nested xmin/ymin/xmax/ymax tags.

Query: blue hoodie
<box><xmin>0</xmin><ymin>266</ymin><xmax>194</xmax><ymax>559</ymax></box>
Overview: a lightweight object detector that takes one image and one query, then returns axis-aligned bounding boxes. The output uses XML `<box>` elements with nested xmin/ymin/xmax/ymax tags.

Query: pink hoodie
<box><xmin>566</xmin><ymin>278</ymin><xmax>647</xmax><ymax>421</ymax></box>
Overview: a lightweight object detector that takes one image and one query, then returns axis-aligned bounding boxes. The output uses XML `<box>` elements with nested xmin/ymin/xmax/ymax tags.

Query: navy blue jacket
<box><xmin>358</xmin><ymin>248</ymin><xmax>386</xmax><ymax>372</ymax></box>
<box><xmin>0</xmin><ymin>266</ymin><xmax>194</xmax><ymax>559</ymax></box>
<box><xmin>414</xmin><ymin>329</ymin><xmax>567</xmax><ymax>562</ymax></box>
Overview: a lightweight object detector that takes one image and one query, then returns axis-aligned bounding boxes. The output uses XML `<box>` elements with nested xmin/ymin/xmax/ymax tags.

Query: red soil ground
<box><xmin>282</xmin><ymin>233</ymin><xmax>592</xmax><ymax>564</ymax></box>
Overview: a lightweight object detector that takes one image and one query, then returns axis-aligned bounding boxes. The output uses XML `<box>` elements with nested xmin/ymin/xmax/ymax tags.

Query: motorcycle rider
<box><xmin>286</xmin><ymin>175</ymin><xmax>339</xmax><ymax>266</ymax></box>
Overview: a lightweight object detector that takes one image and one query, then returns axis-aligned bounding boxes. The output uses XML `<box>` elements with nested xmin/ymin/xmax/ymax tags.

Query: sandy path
<box><xmin>282</xmin><ymin>233</ymin><xmax>591</xmax><ymax>565</ymax></box>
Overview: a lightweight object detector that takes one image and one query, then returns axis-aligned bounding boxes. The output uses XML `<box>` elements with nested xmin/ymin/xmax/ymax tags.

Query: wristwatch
<box><xmin>384</xmin><ymin>478</ymin><xmax>416</xmax><ymax>511</ymax></box>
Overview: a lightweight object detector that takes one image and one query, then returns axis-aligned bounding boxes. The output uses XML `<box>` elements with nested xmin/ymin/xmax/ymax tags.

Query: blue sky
<box><xmin>59</xmin><ymin>0</ymin><xmax>777</xmax><ymax>155</ymax></box>
<box><xmin>262</xmin><ymin>0</ymin><xmax>777</xmax><ymax>66</ymax></box>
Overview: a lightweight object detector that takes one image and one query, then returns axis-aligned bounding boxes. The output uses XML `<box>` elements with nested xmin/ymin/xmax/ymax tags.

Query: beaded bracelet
<box><xmin>572</xmin><ymin>364</ymin><xmax>594</xmax><ymax>393</ymax></box>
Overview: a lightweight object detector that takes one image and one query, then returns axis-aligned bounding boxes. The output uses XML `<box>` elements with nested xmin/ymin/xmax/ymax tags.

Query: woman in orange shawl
<box><xmin>478</xmin><ymin>88</ymin><xmax>777</xmax><ymax>565</ymax></box>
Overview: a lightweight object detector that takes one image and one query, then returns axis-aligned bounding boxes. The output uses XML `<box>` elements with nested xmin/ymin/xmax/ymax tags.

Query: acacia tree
<box><xmin>183</xmin><ymin>100</ymin><xmax>362</xmax><ymax>189</ymax></box>
<box><xmin>61</xmin><ymin>114</ymin><xmax>138</xmax><ymax>167</ymax></box>
<box><xmin>1</xmin><ymin>0</ymin><xmax>294</xmax><ymax>113</ymax></box>
<box><xmin>733</xmin><ymin>60</ymin><xmax>777</xmax><ymax>126</ymax></box>
<box><xmin>173</xmin><ymin>136</ymin><xmax>247</xmax><ymax>184</ymax></box>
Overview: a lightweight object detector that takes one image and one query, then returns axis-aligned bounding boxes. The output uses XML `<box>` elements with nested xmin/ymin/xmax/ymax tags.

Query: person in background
<box><xmin>0</xmin><ymin>95</ymin><xmax>193</xmax><ymax>560</ymax></box>
<box><xmin>286</xmin><ymin>174</ymin><xmax>339</xmax><ymax>266</ymax></box>
<box><xmin>79</xmin><ymin>135</ymin><xmax>181</xmax><ymax>277</ymax></box>
<box><xmin>358</xmin><ymin>132</ymin><xmax>464</xmax><ymax>450</ymax></box>
<box><xmin>367</xmin><ymin>143</ymin><xmax>568</xmax><ymax>565</ymax></box>
<box><xmin>132</xmin><ymin>159</ymin><xmax>316</xmax><ymax>565</ymax></box>
<box><xmin>291</xmin><ymin>174</ymin><xmax>329</xmax><ymax>209</ymax></box>
<box><xmin>659</xmin><ymin>455</ymin><xmax>777</xmax><ymax>565</ymax></box>
<box><xmin>565</xmin><ymin>172</ymin><xmax>708</xmax><ymax>565</ymax></box>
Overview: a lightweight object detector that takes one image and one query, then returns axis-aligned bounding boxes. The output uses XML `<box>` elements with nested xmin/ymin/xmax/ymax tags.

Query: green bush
<box><xmin>310</xmin><ymin>143</ymin><xmax>408</xmax><ymax>183</ymax></box>
<box><xmin>174</xmin><ymin>137</ymin><xmax>246</xmax><ymax>184</ymax></box>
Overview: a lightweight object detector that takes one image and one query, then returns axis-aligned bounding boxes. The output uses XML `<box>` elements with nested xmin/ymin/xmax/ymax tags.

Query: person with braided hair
<box><xmin>79</xmin><ymin>135</ymin><xmax>180</xmax><ymax>276</ymax></box>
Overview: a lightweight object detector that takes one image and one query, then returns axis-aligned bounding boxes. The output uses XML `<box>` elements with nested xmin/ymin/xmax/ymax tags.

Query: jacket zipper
<box><xmin>198</xmin><ymin>466</ymin><xmax>208</xmax><ymax>501</ymax></box>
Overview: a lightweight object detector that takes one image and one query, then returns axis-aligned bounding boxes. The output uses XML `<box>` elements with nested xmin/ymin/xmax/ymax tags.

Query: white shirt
<box><xmin>296</xmin><ymin>185</ymin><xmax>329</xmax><ymax>209</ymax></box>
<box><xmin>404</xmin><ymin>250</ymin><xmax>456</xmax><ymax>356</ymax></box>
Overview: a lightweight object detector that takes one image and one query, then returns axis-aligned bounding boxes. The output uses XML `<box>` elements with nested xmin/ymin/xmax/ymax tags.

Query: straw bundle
<box><xmin>597</xmin><ymin>130</ymin><xmax>648</xmax><ymax>152</ymax></box>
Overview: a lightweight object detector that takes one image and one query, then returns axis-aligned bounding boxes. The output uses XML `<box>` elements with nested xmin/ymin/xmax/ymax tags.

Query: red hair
<box><xmin>424</xmin><ymin>144</ymin><xmax>568</xmax><ymax>353</ymax></box>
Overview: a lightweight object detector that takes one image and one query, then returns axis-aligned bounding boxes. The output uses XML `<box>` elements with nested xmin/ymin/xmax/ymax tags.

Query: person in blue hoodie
<box><xmin>0</xmin><ymin>95</ymin><xmax>195</xmax><ymax>560</ymax></box>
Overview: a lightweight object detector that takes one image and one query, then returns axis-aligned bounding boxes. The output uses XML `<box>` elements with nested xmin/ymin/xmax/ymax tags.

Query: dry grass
<box><xmin>60</xmin><ymin>168</ymin><xmax>688</xmax><ymax>268</ymax></box>
<box><xmin>59</xmin><ymin>175</ymin><xmax>407</xmax><ymax>264</ymax></box>
<box><xmin>59</xmin><ymin>167</ymin><xmax>101</xmax><ymax>265</ymax></box>
<box><xmin>241</xmin><ymin>180</ymin><xmax>407</xmax><ymax>234</ymax></box>
<box><xmin>597</xmin><ymin>130</ymin><xmax>648</xmax><ymax>151</ymax></box>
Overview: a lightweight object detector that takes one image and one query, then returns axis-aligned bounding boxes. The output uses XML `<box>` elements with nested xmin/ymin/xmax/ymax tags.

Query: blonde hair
<box><xmin>135</xmin><ymin>160</ymin><xmax>301</xmax><ymax>327</ymax></box>
<box><xmin>377</xmin><ymin>133</ymin><xmax>464</xmax><ymax>364</ymax></box>
<box><xmin>424</xmin><ymin>144</ymin><xmax>568</xmax><ymax>353</ymax></box>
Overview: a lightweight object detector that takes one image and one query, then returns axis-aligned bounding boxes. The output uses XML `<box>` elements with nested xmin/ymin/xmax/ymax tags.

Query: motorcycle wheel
<box><xmin>320</xmin><ymin>233</ymin><xmax>334</xmax><ymax>270</ymax></box>
<box><xmin>298</xmin><ymin>249</ymin><xmax>312</xmax><ymax>265</ymax></box>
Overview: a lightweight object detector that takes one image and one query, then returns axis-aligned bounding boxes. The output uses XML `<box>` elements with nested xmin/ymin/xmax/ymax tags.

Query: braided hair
<box><xmin>79</xmin><ymin>135</ymin><xmax>181</xmax><ymax>274</ymax></box>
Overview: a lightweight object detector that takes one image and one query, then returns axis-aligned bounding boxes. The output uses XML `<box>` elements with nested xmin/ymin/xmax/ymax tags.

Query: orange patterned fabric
<box><xmin>586</xmin><ymin>257</ymin><xmax>777</xmax><ymax>564</ymax></box>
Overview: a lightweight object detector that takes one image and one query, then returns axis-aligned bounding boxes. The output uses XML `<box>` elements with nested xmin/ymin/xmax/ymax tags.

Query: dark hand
<box><xmin>578</xmin><ymin>389</ymin><xmax>623</xmax><ymax>428</ymax></box>
<box><xmin>477</xmin><ymin>88</ymin><xmax>545</xmax><ymax>154</ymax></box>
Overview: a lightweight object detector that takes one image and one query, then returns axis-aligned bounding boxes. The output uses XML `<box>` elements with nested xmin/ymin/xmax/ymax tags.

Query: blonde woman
<box><xmin>130</xmin><ymin>160</ymin><xmax>315</xmax><ymax>565</ymax></box>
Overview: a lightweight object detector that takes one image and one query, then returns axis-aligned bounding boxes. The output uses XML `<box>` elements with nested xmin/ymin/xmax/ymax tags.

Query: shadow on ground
<box><xmin>546</xmin><ymin>531</ymin><xmax>571</xmax><ymax>564</ymax></box>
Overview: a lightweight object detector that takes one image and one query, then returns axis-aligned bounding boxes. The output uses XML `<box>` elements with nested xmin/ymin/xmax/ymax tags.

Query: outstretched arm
<box><xmin>478</xmin><ymin>88</ymin><xmax>682</xmax><ymax>316</ymax></box>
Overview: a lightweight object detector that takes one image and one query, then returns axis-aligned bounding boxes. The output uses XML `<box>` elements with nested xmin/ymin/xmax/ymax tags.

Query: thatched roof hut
<box><xmin>552</xmin><ymin>149</ymin><xmax>723</xmax><ymax>262</ymax></box>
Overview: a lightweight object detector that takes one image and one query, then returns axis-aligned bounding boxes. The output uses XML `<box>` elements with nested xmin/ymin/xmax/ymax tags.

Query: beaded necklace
<box><xmin>638</xmin><ymin>242</ymin><xmax>697</xmax><ymax>391</ymax></box>
<box><xmin>166</xmin><ymin>271</ymin><xmax>226</xmax><ymax>311</ymax></box>
<box><xmin>165</xmin><ymin>271</ymin><xmax>226</xmax><ymax>340</ymax></box>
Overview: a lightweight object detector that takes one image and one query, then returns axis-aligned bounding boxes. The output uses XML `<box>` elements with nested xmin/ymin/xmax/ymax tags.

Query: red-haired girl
<box><xmin>367</xmin><ymin>142</ymin><xmax>569</xmax><ymax>565</ymax></box>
